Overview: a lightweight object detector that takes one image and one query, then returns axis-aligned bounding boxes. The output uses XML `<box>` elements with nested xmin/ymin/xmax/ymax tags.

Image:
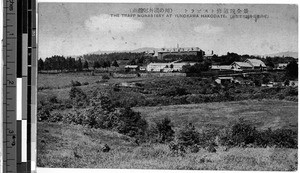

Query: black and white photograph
<box><xmin>36</xmin><ymin>3</ymin><xmax>298</xmax><ymax>171</ymax></box>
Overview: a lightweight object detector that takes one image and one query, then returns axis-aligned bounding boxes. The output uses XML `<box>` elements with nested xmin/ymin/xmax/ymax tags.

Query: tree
<box><xmin>116</xmin><ymin>107</ymin><xmax>148</xmax><ymax>138</ymax></box>
<box><xmin>230</xmin><ymin>118</ymin><xmax>258</xmax><ymax>146</ymax></box>
<box><xmin>38</xmin><ymin>58</ymin><xmax>44</xmax><ymax>71</ymax></box>
<box><xmin>93</xmin><ymin>61</ymin><xmax>100</xmax><ymax>69</ymax></box>
<box><xmin>76</xmin><ymin>58</ymin><xmax>83</xmax><ymax>71</ymax></box>
<box><xmin>83</xmin><ymin>61</ymin><xmax>89</xmax><ymax>70</ymax></box>
<box><xmin>286</xmin><ymin>60</ymin><xmax>298</xmax><ymax>79</ymax></box>
<box><xmin>66</xmin><ymin>57</ymin><xmax>76</xmax><ymax>71</ymax></box>
<box><xmin>111</xmin><ymin>60</ymin><xmax>119</xmax><ymax>67</ymax></box>
<box><xmin>103</xmin><ymin>60</ymin><xmax>111</xmax><ymax>68</ymax></box>
<box><xmin>69</xmin><ymin>86</ymin><xmax>88</xmax><ymax>107</ymax></box>
<box><xmin>265</xmin><ymin>57</ymin><xmax>275</xmax><ymax>68</ymax></box>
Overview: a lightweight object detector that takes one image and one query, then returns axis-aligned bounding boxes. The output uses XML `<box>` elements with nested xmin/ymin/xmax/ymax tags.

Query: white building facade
<box><xmin>146</xmin><ymin>62</ymin><xmax>196</xmax><ymax>72</ymax></box>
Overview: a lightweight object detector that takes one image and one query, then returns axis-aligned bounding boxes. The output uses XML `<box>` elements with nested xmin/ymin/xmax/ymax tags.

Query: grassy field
<box><xmin>38</xmin><ymin>72</ymin><xmax>157</xmax><ymax>89</ymax></box>
<box><xmin>134</xmin><ymin>99</ymin><xmax>298</xmax><ymax>131</ymax></box>
<box><xmin>37</xmin><ymin>100</ymin><xmax>298</xmax><ymax>170</ymax></box>
<box><xmin>37</xmin><ymin>73</ymin><xmax>158</xmax><ymax>101</ymax></box>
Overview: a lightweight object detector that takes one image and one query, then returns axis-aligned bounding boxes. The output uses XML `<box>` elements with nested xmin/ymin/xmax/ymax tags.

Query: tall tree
<box><xmin>76</xmin><ymin>58</ymin><xmax>83</xmax><ymax>71</ymax></box>
<box><xmin>83</xmin><ymin>61</ymin><xmax>89</xmax><ymax>70</ymax></box>
<box><xmin>93</xmin><ymin>61</ymin><xmax>100</xmax><ymax>69</ymax></box>
<box><xmin>111</xmin><ymin>60</ymin><xmax>119</xmax><ymax>67</ymax></box>
<box><xmin>38</xmin><ymin>58</ymin><xmax>44</xmax><ymax>72</ymax></box>
<box><xmin>286</xmin><ymin>60</ymin><xmax>298</xmax><ymax>79</ymax></box>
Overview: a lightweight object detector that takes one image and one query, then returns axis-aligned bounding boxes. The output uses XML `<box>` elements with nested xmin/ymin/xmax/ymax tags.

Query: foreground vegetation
<box><xmin>37</xmin><ymin>99</ymin><xmax>298</xmax><ymax>170</ymax></box>
<box><xmin>37</xmin><ymin>121</ymin><xmax>297</xmax><ymax>170</ymax></box>
<box><xmin>37</xmin><ymin>73</ymin><xmax>298</xmax><ymax>170</ymax></box>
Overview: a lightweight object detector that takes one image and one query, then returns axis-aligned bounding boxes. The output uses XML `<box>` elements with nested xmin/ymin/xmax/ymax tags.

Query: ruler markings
<box><xmin>4</xmin><ymin>0</ymin><xmax>37</xmax><ymax>172</ymax></box>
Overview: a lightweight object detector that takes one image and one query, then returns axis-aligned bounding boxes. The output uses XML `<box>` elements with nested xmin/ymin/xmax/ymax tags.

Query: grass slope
<box><xmin>37</xmin><ymin>122</ymin><xmax>297</xmax><ymax>170</ymax></box>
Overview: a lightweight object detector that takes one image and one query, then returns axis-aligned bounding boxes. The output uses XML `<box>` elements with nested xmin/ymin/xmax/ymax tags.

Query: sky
<box><xmin>38</xmin><ymin>3</ymin><xmax>298</xmax><ymax>58</ymax></box>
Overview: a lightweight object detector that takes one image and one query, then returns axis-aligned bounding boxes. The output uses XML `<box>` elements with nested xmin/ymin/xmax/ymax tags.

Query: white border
<box><xmin>0</xmin><ymin>0</ymin><xmax>299</xmax><ymax>173</ymax></box>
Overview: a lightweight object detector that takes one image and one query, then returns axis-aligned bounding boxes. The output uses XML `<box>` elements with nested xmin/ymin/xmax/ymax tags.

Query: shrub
<box><xmin>218</xmin><ymin>118</ymin><xmax>298</xmax><ymax>148</ymax></box>
<box><xmin>269</xmin><ymin>129</ymin><xmax>297</xmax><ymax>148</ymax></box>
<box><xmin>90</xmin><ymin>91</ymin><xmax>115</xmax><ymax>112</ymax></box>
<box><xmin>154</xmin><ymin>117</ymin><xmax>175</xmax><ymax>143</ymax></box>
<box><xmin>145</xmin><ymin>122</ymin><xmax>160</xmax><ymax>143</ymax></box>
<box><xmin>48</xmin><ymin>95</ymin><xmax>59</xmax><ymax>103</ymax></box>
<box><xmin>37</xmin><ymin>104</ymin><xmax>52</xmax><ymax>121</ymax></box>
<box><xmin>62</xmin><ymin>110</ymin><xmax>84</xmax><ymax>125</ymax></box>
<box><xmin>159</xmin><ymin>86</ymin><xmax>189</xmax><ymax>97</ymax></box>
<box><xmin>168</xmin><ymin>141</ymin><xmax>186</xmax><ymax>156</ymax></box>
<box><xmin>48</xmin><ymin>112</ymin><xmax>63</xmax><ymax>122</ymax></box>
<box><xmin>116</xmin><ymin>107</ymin><xmax>148</xmax><ymax>138</ymax></box>
<box><xmin>198</xmin><ymin>128</ymin><xmax>220</xmax><ymax>147</ymax></box>
<box><xmin>229</xmin><ymin>118</ymin><xmax>258</xmax><ymax>146</ymax></box>
<box><xmin>176</xmin><ymin>123</ymin><xmax>200</xmax><ymax>147</ymax></box>
<box><xmin>71</xmin><ymin>80</ymin><xmax>81</xmax><ymax>86</ymax></box>
<box><xmin>86</xmin><ymin>106</ymin><xmax>118</xmax><ymax>129</ymax></box>
<box><xmin>281</xmin><ymin>87</ymin><xmax>298</xmax><ymax>97</ymax></box>
<box><xmin>102</xmin><ymin>75</ymin><xmax>110</xmax><ymax>80</ymax></box>
<box><xmin>69</xmin><ymin>86</ymin><xmax>88</xmax><ymax>107</ymax></box>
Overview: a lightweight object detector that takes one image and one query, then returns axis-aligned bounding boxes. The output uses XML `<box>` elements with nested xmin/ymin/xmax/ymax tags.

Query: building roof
<box><xmin>147</xmin><ymin>63</ymin><xmax>171</xmax><ymax>66</ymax></box>
<box><xmin>158</xmin><ymin>47</ymin><xmax>201</xmax><ymax>53</ymax></box>
<box><xmin>147</xmin><ymin>62</ymin><xmax>196</xmax><ymax>66</ymax></box>
<box><xmin>125</xmin><ymin>65</ymin><xmax>139</xmax><ymax>68</ymax></box>
<box><xmin>278</xmin><ymin>63</ymin><xmax>288</xmax><ymax>66</ymax></box>
<box><xmin>216</xmin><ymin>77</ymin><xmax>234</xmax><ymax>80</ymax></box>
<box><xmin>245</xmin><ymin>59</ymin><xmax>266</xmax><ymax>67</ymax></box>
<box><xmin>232</xmin><ymin>62</ymin><xmax>253</xmax><ymax>68</ymax></box>
<box><xmin>211</xmin><ymin>65</ymin><xmax>232</xmax><ymax>70</ymax></box>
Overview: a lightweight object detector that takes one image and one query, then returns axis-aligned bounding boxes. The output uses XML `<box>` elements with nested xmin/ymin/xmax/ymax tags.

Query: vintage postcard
<box><xmin>37</xmin><ymin>3</ymin><xmax>298</xmax><ymax>170</ymax></box>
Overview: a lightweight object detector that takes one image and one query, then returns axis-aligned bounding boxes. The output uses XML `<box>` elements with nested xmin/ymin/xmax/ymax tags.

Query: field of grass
<box><xmin>134</xmin><ymin>99</ymin><xmax>298</xmax><ymax>131</ymax></box>
<box><xmin>37</xmin><ymin>100</ymin><xmax>298</xmax><ymax>170</ymax></box>
<box><xmin>37</xmin><ymin>73</ymin><xmax>158</xmax><ymax>101</ymax></box>
<box><xmin>38</xmin><ymin>73</ymin><xmax>157</xmax><ymax>89</ymax></box>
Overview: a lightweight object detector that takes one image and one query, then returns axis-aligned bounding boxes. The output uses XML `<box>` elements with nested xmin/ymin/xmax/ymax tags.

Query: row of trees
<box><xmin>38</xmin><ymin>56</ymin><xmax>88</xmax><ymax>72</ymax></box>
<box><xmin>92</xmin><ymin>60</ymin><xmax>119</xmax><ymax>69</ymax></box>
<box><xmin>38</xmin><ymin>56</ymin><xmax>121</xmax><ymax>72</ymax></box>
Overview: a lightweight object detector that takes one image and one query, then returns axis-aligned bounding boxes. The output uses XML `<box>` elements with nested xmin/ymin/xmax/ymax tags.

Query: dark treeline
<box><xmin>82</xmin><ymin>52</ymin><xmax>157</xmax><ymax>66</ymax></box>
<box><xmin>38</xmin><ymin>52</ymin><xmax>157</xmax><ymax>72</ymax></box>
<box><xmin>210</xmin><ymin>52</ymin><xmax>295</xmax><ymax>65</ymax></box>
<box><xmin>38</xmin><ymin>55</ymin><xmax>87</xmax><ymax>72</ymax></box>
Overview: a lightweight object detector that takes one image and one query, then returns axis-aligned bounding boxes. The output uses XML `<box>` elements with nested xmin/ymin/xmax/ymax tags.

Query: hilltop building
<box><xmin>146</xmin><ymin>61</ymin><xmax>196</xmax><ymax>72</ymax></box>
<box><xmin>211</xmin><ymin>65</ymin><xmax>232</xmax><ymax>71</ymax></box>
<box><xmin>157</xmin><ymin>46</ymin><xmax>205</xmax><ymax>60</ymax></box>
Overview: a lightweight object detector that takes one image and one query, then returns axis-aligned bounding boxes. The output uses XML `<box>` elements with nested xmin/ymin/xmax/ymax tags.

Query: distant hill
<box><xmin>264</xmin><ymin>51</ymin><xmax>298</xmax><ymax>59</ymax></box>
<box><xmin>91</xmin><ymin>47</ymin><xmax>159</xmax><ymax>55</ymax></box>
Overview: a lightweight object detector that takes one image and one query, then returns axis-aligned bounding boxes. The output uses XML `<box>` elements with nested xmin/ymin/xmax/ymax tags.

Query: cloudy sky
<box><xmin>38</xmin><ymin>3</ymin><xmax>298</xmax><ymax>58</ymax></box>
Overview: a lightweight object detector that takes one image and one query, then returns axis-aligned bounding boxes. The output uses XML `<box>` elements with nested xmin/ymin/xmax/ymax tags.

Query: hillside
<box><xmin>37</xmin><ymin>99</ymin><xmax>298</xmax><ymax>170</ymax></box>
<box><xmin>91</xmin><ymin>47</ymin><xmax>159</xmax><ymax>55</ymax></box>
